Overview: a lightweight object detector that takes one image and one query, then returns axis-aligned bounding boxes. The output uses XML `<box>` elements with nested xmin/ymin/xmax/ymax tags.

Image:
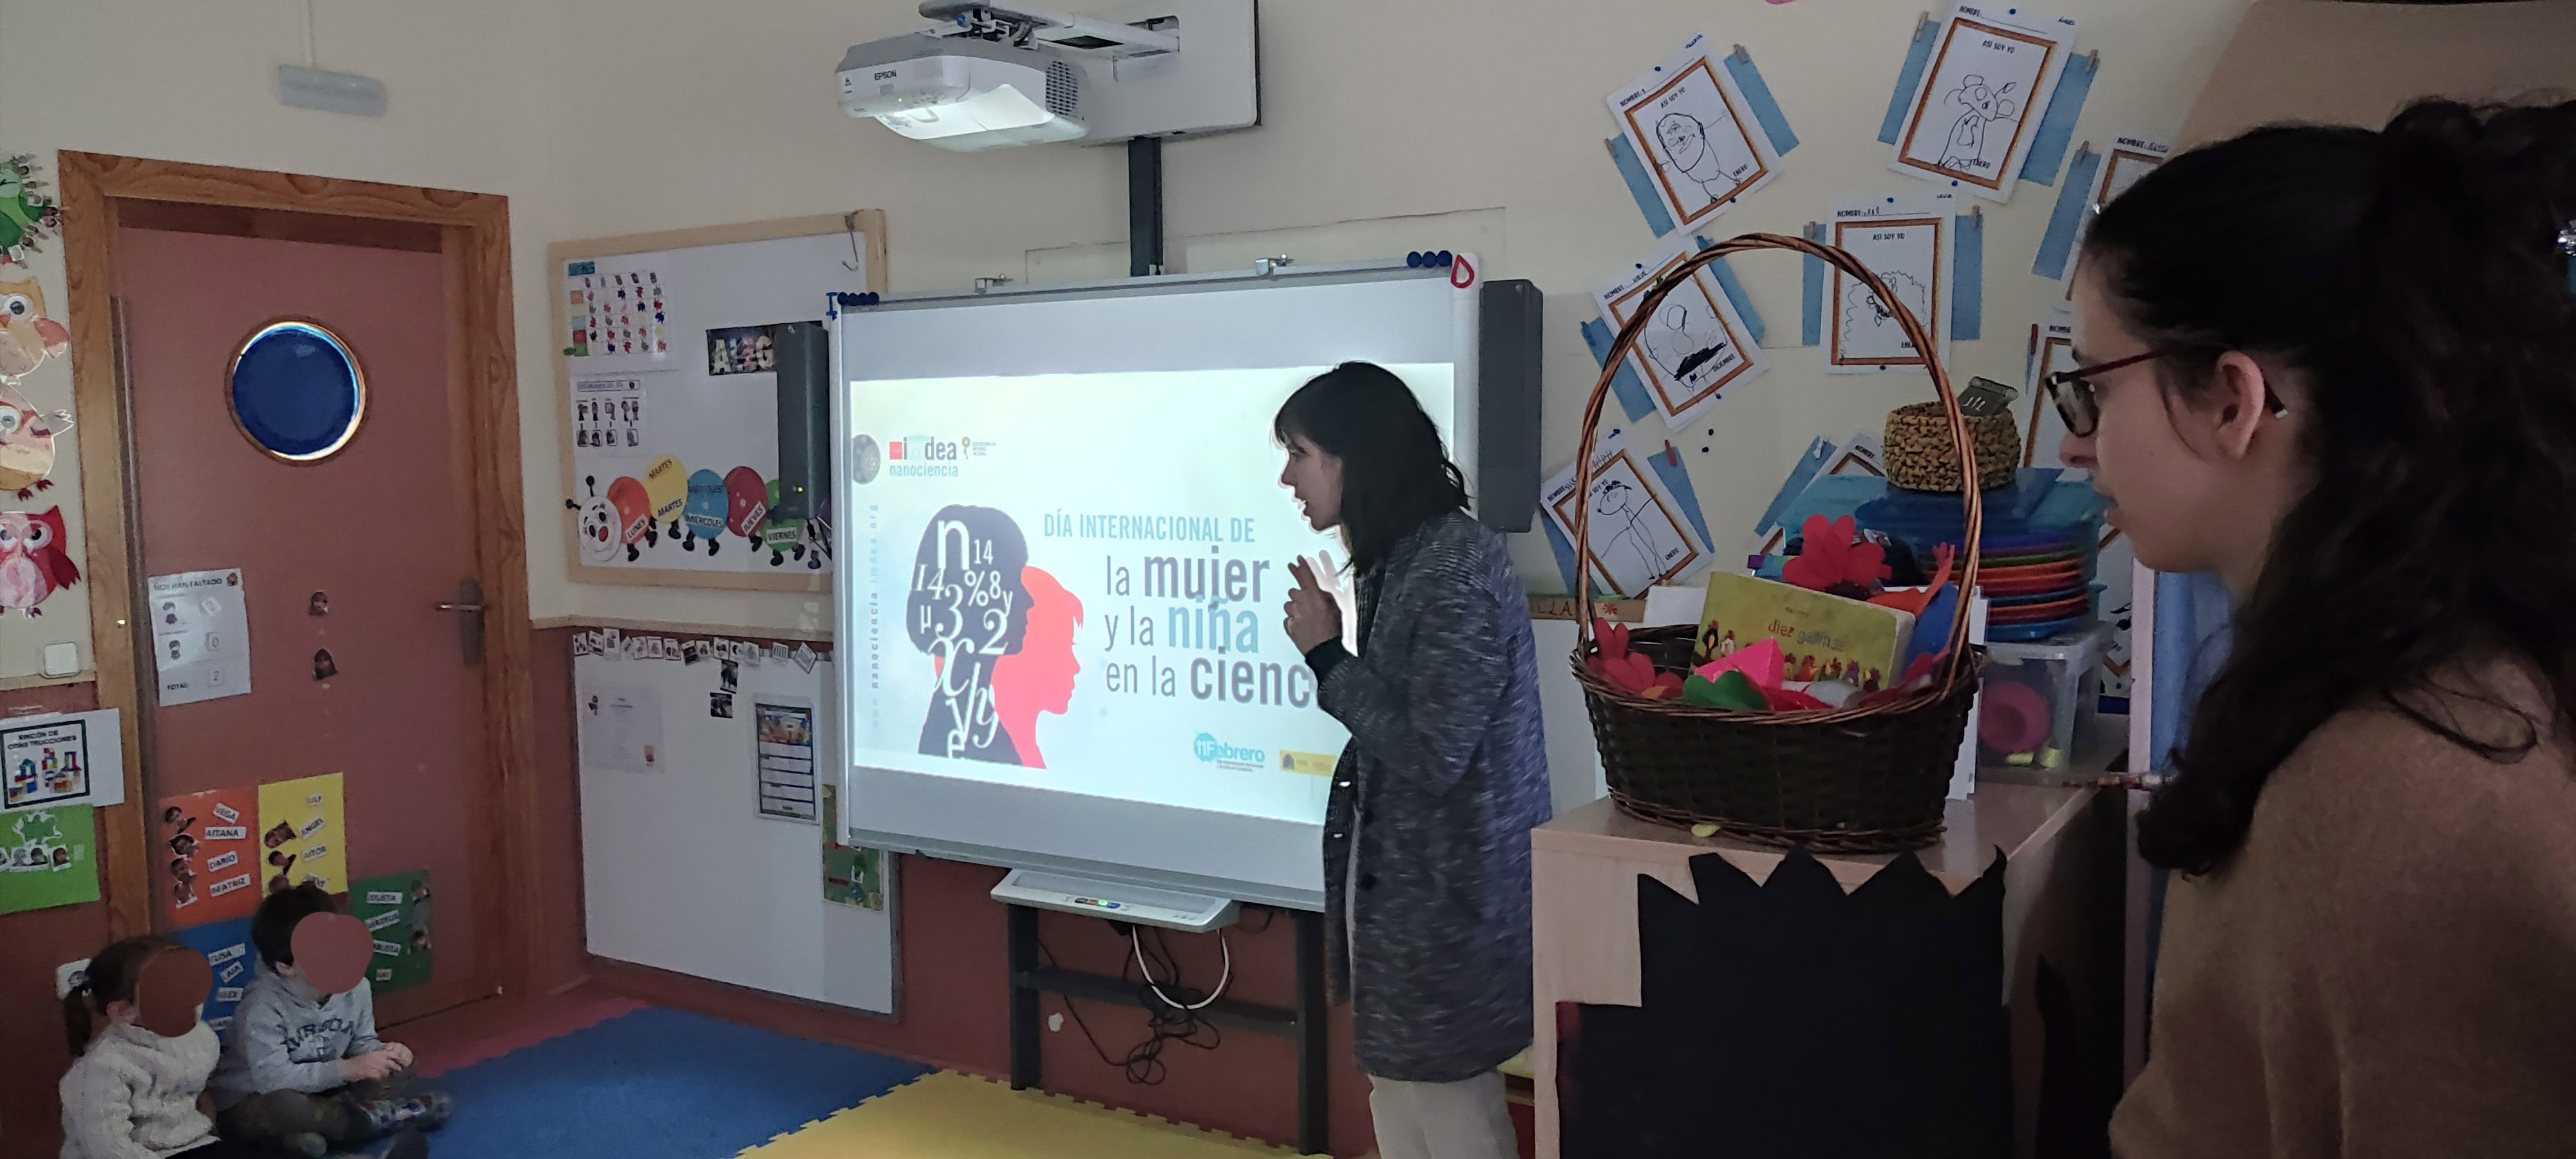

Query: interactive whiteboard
<box><xmin>833</xmin><ymin>264</ymin><xmax>1485</xmax><ymax>908</ymax></box>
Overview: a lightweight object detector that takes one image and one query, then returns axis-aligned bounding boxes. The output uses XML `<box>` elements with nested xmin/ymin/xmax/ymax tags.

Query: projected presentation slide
<box><xmin>844</xmin><ymin>364</ymin><xmax>1455</xmax><ymax>825</ymax></box>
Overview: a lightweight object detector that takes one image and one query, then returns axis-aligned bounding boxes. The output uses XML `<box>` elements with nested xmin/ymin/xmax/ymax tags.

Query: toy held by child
<box><xmin>59</xmin><ymin>935</ymin><xmax>267</xmax><ymax>1158</ymax></box>
<box><xmin>209</xmin><ymin>885</ymin><xmax>448</xmax><ymax>1158</ymax></box>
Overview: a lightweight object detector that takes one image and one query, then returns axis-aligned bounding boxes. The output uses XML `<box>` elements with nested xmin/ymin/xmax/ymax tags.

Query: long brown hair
<box><xmin>1272</xmin><ymin>362</ymin><xmax>1469</xmax><ymax>575</ymax></box>
<box><xmin>62</xmin><ymin>935</ymin><xmax>184</xmax><ymax>1053</ymax></box>
<box><xmin>2087</xmin><ymin>98</ymin><xmax>2576</xmax><ymax>874</ymax></box>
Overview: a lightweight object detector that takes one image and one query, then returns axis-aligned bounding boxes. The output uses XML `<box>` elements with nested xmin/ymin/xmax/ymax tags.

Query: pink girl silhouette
<box><xmin>992</xmin><ymin>566</ymin><xmax>1084</xmax><ymax>769</ymax></box>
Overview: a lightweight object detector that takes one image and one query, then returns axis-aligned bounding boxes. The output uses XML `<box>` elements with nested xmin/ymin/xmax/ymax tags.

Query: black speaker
<box><xmin>772</xmin><ymin>320</ymin><xmax>831</xmax><ymax>521</ymax></box>
<box><xmin>1476</xmin><ymin>278</ymin><xmax>1543</xmax><ymax>533</ymax></box>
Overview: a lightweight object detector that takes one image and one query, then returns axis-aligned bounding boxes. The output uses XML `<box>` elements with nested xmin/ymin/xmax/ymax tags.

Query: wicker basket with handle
<box><xmin>1571</xmin><ymin>232</ymin><xmax>1985</xmax><ymax>853</ymax></box>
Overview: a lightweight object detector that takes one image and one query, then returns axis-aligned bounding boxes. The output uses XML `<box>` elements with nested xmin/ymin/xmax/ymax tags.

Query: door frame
<box><xmin>56</xmin><ymin>153</ymin><xmax>540</xmax><ymax>1006</ymax></box>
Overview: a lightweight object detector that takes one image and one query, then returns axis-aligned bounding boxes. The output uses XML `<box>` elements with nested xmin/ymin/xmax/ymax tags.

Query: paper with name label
<box><xmin>1827</xmin><ymin>194</ymin><xmax>1956</xmax><ymax>373</ymax></box>
<box><xmin>149</xmin><ymin>569</ymin><xmax>251</xmax><ymax>706</ymax></box>
<box><xmin>255</xmin><ymin>773</ymin><xmax>346</xmax><ymax>896</ymax></box>
<box><xmin>1542</xmin><ymin>431</ymin><xmax>1713</xmax><ymax>597</ymax></box>
<box><xmin>1889</xmin><ymin>3</ymin><xmax>2080</xmax><ymax>203</ymax></box>
<box><xmin>158</xmin><ymin>785</ymin><xmax>260</xmax><ymax>923</ymax></box>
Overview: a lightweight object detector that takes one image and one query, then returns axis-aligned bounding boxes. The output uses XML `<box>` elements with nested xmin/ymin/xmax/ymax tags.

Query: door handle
<box><xmin>444</xmin><ymin>581</ymin><xmax>486</xmax><ymax>665</ymax></box>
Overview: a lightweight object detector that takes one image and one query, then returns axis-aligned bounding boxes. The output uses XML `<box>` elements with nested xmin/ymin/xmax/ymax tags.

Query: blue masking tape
<box><xmin>1756</xmin><ymin>436</ymin><xmax>1835</xmax><ymax>543</ymax></box>
<box><xmin>1723</xmin><ymin>49</ymin><xmax>1800</xmax><ymax>156</ymax></box>
<box><xmin>1580</xmin><ymin>317</ymin><xmax>1658</xmax><ymax>422</ymax></box>
<box><xmin>1877</xmin><ymin>17</ymin><xmax>1942</xmax><ymax>146</ymax></box>
<box><xmin>1707</xmin><ymin>254</ymin><xmax>1768</xmax><ymax>346</ymax></box>
<box><xmin>2033</xmin><ymin>145</ymin><xmax>2101</xmax><ymax>279</ymax></box>
<box><xmin>1799</xmin><ymin>221</ymin><xmax>1828</xmax><ymax>346</ymax></box>
<box><xmin>2018</xmin><ymin>53</ymin><xmax>2099</xmax><ymax>186</ymax></box>
<box><xmin>1952</xmin><ymin>211</ymin><xmax>1984</xmax><ymax>341</ymax></box>
<box><xmin>1607</xmin><ymin>137</ymin><xmax>1678</xmax><ymax>238</ymax></box>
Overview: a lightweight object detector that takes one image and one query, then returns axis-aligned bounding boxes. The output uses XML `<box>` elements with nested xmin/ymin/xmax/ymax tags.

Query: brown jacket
<box><xmin>2114</xmin><ymin>664</ymin><xmax>2576</xmax><ymax>1157</ymax></box>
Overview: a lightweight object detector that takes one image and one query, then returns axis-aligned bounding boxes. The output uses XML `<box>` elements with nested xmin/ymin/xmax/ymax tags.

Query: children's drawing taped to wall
<box><xmin>1828</xmin><ymin>194</ymin><xmax>1955</xmax><ymax>373</ymax></box>
<box><xmin>2060</xmin><ymin>135</ymin><xmax>2173</xmax><ymax>303</ymax></box>
<box><xmin>1891</xmin><ymin>5</ymin><xmax>2079</xmax><ymax>203</ymax></box>
<box><xmin>1542</xmin><ymin>433</ymin><xmax>1711</xmax><ymax>597</ymax></box>
<box><xmin>1609</xmin><ymin>35</ymin><xmax>1781</xmax><ymax>232</ymax></box>
<box><xmin>1593</xmin><ymin>233</ymin><xmax>1770</xmax><ymax>429</ymax></box>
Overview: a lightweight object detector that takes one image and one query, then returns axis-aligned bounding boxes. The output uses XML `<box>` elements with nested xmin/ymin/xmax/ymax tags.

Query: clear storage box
<box><xmin>1976</xmin><ymin>622</ymin><xmax>2110</xmax><ymax>769</ymax></box>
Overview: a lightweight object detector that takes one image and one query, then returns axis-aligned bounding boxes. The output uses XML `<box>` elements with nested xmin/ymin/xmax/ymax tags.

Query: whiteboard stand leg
<box><xmin>1294</xmin><ymin>909</ymin><xmax>1329</xmax><ymax>1156</ymax></box>
<box><xmin>999</xmin><ymin>901</ymin><xmax>1331</xmax><ymax>1155</ymax></box>
<box><xmin>1009</xmin><ymin>903</ymin><xmax>1041</xmax><ymax>1090</ymax></box>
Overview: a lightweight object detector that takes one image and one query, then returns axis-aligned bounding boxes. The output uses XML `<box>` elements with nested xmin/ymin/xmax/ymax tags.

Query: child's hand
<box><xmin>383</xmin><ymin>1042</ymin><xmax>415</xmax><ymax>1070</ymax></box>
<box><xmin>339</xmin><ymin>1051</ymin><xmax>398</xmax><ymax>1083</ymax></box>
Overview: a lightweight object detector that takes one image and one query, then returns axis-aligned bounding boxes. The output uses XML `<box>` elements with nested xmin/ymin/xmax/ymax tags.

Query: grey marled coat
<box><xmin>1316</xmin><ymin>510</ymin><xmax>1551</xmax><ymax>1082</ymax></box>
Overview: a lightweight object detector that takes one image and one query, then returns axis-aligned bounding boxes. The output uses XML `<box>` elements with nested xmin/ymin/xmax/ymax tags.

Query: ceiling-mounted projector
<box><xmin>838</xmin><ymin>0</ymin><xmax>1257</xmax><ymax>152</ymax></box>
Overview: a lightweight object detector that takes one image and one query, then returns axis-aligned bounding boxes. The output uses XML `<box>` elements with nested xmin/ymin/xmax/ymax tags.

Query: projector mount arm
<box><xmin>916</xmin><ymin>1</ymin><xmax>1182</xmax><ymax>57</ymax></box>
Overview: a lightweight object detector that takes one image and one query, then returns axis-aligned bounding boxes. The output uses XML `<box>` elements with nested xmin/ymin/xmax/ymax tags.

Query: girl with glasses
<box><xmin>2065</xmin><ymin>99</ymin><xmax>2576</xmax><ymax>1158</ymax></box>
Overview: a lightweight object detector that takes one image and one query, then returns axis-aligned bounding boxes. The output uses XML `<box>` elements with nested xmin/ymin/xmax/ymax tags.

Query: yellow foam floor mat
<box><xmin>737</xmin><ymin>1070</ymin><xmax>1309</xmax><ymax>1158</ymax></box>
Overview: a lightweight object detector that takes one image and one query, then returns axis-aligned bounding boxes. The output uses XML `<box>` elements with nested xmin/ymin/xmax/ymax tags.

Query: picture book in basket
<box><xmin>1696</xmin><ymin>572</ymin><xmax>1914</xmax><ymax>693</ymax></box>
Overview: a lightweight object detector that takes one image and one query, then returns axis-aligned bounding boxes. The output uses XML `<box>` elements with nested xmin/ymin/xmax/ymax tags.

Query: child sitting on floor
<box><xmin>60</xmin><ymin>935</ymin><xmax>265</xmax><ymax>1159</ymax></box>
<box><xmin>209</xmin><ymin>885</ymin><xmax>449</xmax><ymax>1158</ymax></box>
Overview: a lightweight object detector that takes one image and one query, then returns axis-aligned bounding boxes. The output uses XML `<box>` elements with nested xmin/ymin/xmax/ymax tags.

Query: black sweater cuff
<box><xmin>1303</xmin><ymin>639</ymin><xmax>1351</xmax><ymax>684</ymax></box>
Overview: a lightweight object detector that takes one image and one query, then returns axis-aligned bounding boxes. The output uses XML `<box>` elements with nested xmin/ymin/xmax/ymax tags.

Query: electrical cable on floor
<box><xmin>1036</xmin><ymin>931</ymin><xmax>1225</xmax><ymax>1086</ymax></box>
<box><xmin>1133</xmin><ymin>925</ymin><xmax>1229</xmax><ymax>1010</ymax></box>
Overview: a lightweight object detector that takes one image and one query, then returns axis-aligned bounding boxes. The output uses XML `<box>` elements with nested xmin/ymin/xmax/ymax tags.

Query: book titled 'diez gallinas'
<box><xmin>1696</xmin><ymin>572</ymin><xmax>1914</xmax><ymax>693</ymax></box>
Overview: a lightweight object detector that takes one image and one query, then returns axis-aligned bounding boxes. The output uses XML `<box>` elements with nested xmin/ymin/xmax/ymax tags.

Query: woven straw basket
<box><xmin>1572</xmin><ymin>233</ymin><xmax>1986</xmax><ymax>853</ymax></box>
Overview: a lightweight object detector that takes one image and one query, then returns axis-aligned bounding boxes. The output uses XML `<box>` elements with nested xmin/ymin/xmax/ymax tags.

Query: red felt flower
<box><xmin>1587</xmin><ymin>617</ymin><xmax>1685</xmax><ymax>699</ymax></box>
<box><xmin>1781</xmin><ymin>515</ymin><xmax>1889</xmax><ymax>599</ymax></box>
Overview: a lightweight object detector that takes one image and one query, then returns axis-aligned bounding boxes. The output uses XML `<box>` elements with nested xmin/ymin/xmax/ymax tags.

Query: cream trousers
<box><xmin>1365</xmin><ymin>1069</ymin><xmax>1518</xmax><ymax>1159</ymax></box>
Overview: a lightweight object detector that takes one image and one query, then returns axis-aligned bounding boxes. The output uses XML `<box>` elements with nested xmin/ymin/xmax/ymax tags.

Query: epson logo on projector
<box><xmin>1193</xmin><ymin>733</ymin><xmax>1266</xmax><ymax>769</ymax></box>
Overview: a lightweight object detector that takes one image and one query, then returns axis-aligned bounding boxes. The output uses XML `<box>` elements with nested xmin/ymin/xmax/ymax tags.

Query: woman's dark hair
<box><xmin>1273</xmin><ymin>362</ymin><xmax>1469</xmax><ymax>574</ymax></box>
<box><xmin>2085</xmin><ymin>98</ymin><xmax>2576</xmax><ymax>874</ymax></box>
<box><xmin>62</xmin><ymin>935</ymin><xmax>182</xmax><ymax>1053</ymax></box>
<box><xmin>252</xmin><ymin>882</ymin><xmax>338</xmax><ymax>968</ymax></box>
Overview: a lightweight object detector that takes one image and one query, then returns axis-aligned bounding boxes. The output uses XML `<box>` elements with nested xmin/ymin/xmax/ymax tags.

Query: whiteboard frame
<box><xmin>549</xmin><ymin>212</ymin><xmax>888</xmax><ymax>592</ymax></box>
<box><xmin>828</xmin><ymin>261</ymin><xmax>1482</xmax><ymax>910</ymax></box>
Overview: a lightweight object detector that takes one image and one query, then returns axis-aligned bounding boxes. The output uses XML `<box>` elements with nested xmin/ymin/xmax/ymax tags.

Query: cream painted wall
<box><xmin>1</xmin><ymin>0</ymin><xmax>2254</xmax><ymax>654</ymax></box>
<box><xmin>528</xmin><ymin>0</ymin><xmax>2253</xmax><ymax>632</ymax></box>
<box><xmin>0</xmin><ymin>0</ymin><xmax>552</xmax><ymax>679</ymax></box>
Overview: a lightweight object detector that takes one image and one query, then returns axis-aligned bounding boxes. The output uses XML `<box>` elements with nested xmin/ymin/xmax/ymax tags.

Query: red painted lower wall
<box><xmin>530</xmin><ymin>627</ymin><xmax>1381</xmax><ymax>1156</ymax></box>
<box><xmin>0</xmin><ymin>681</ymin><xmax>111</xmax><ymax>1159</ymax></box>
<box><xmin>0</xmin><ymin>631</ymin><xmax>1385</xmax><ymax>1158</ymax></box>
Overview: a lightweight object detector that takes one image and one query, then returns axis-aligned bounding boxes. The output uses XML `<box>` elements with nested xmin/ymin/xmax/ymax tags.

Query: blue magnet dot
<box><xmin>1405</xmin><ymin>252</ymin><xmax>1422</xmax><ymax>267</ymax></box>
<box><xmin>1437</xmin><ymin>250</ymin><xmax>1453</xmax><ymax>265</ymax></box>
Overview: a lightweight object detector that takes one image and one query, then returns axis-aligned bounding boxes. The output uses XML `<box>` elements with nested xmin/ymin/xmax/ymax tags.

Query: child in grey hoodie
<box><xmin>209</xmin><ymin>885</ymin><xmax>448</xmax><ymax>1158</ymax></box>
<box><xmin>59</xmin><ymin>935</ymin><xmax>265</xmax><ymax>1159</ymax></box>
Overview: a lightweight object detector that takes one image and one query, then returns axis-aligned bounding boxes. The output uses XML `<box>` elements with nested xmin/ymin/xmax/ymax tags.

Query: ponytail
<box><xmin>2083</xmin><ymin>97</ymin><xmax>2576</xmax><ymax>874</ymax></box>
<box><xmin>61</xmin><ymin>936</ymin><xmax>183</xmax><ymax>1053</ymax></box>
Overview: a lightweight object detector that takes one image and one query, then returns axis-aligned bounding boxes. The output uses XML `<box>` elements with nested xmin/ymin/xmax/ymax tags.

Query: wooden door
<box><xmin>113</xmin><ymin>225</ymin><xmax>492</xmax><ymax>1020</ymax></box>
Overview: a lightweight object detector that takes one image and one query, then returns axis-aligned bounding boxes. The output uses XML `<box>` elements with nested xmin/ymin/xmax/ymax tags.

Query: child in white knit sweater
<box><xmin>57</xmin><ymin>936</ymin><xmax>263</xmax><ymax>1159</ymax></box>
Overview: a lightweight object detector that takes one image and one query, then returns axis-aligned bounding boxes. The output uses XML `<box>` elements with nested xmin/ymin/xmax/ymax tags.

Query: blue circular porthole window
<box><xmin>228</xmin><ymin>321</ymin><xmax>366</xmax><ymax>462</ymax></box>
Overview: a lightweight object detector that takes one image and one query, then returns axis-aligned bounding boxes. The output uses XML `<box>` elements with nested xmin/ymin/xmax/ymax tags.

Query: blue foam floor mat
<box><xmin>422</xmin><ymin>1004</ymin><xmax>932</xmax><ymax>1158</ymax></box>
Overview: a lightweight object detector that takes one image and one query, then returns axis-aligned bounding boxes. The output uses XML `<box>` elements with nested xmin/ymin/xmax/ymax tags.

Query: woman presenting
<box><xmin>2050</xmin><ymin>99</ymin><xmax>2576</xmax><ymax>1154</ymax></box>
<box><xmin>1273</xmin><ymin>362</ymin><xmax>1551</xmax><ymax>1159</ymax></box>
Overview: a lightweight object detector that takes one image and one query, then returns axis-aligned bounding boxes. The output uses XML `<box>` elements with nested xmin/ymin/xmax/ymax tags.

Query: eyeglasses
<box><xmin>2041</xmin><ymin>348</ymin><xmax>2287</xmax><ymax>438</ymax></box>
